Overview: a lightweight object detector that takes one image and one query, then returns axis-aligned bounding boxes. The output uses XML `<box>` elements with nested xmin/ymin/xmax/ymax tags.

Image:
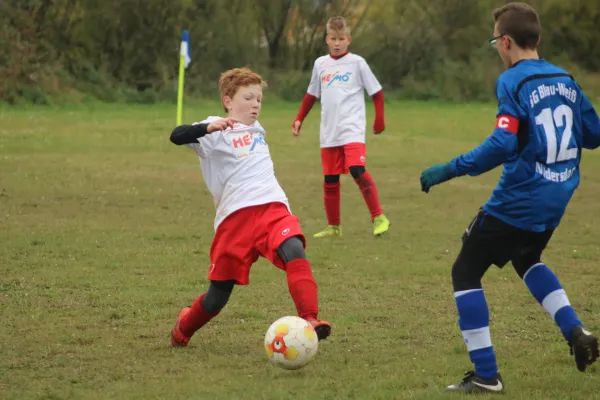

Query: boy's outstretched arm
<box><xmin>420</xmin><ymin>76</ymin><xmax>523</xmax><ymax>193</ymax></box>
<box><xmin>420</xmin><ymin>115</ymin><xmax>519</xmax><ymax>193</ymax></box>
<box><xmin>170</xmin><ymin>123</ymin><xmax>209</xmax><ymax>145</ymax></box>
<box><xmin>170</xmin><ymin>118</ymin><xmax>235</xmax><ymax>145</ymax></box>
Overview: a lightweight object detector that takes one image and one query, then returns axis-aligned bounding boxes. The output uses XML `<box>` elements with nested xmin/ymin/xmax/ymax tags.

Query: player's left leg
<box><xmin>512</xmin><ymin>232</ymin><xmax>599</xmax><ymax>372</ymax></box>
<box><xmin>314</xmin><ymin>174</ymin><xmax>342</xmax><ymax>238</ymax></box>
<box><xmin>345</xmin><ymin>143</ymin><xmax>389</xmax><ymax>236</ymax></box>
<box><xmin>277</xmin><ymin>236</ymin><xmax>331</xmax><ymax>341</ymax></box>
<box><xmin>259</xmin><ymin>202</ymin><xmax>331</xmax><ymax>341</ymax></box>
<box><xmin>315</xmin><ymin>147</ymin><xmax>344</xmax><ymax>238</ymax></box>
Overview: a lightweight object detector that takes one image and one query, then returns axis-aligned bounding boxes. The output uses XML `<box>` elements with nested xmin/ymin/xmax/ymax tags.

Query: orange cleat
<box><xmin>170</xmin><ymin>307</ymin><xmax>192</xmax><ymax>347</ymax></box>
<box><xmin>305</xmin><ymin>318</ymin><xmax>332</xmax><ymax>341</ymax></box>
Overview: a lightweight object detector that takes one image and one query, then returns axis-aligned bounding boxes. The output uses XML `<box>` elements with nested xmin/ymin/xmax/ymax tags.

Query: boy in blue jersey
<box><xmin>420</xmin><ymin>2</ymin><xmax>600</xmax><ymax>394</ymax></box>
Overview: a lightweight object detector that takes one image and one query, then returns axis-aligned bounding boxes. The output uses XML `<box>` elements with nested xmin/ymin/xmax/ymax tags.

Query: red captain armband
<box><xmin>495</xmin><ymin>115</ymin><xmax>519</xmax><ymax>134</ymax></box>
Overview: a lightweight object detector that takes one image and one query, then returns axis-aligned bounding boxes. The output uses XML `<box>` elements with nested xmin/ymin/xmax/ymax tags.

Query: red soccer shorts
<box><xmin>208</xmin><ymin>202</ymin><xmax>306</xmax><ymax>285</ymax></box>
<box><xmin>320</xmin><ymin>142</ymin><xmax>366</xmax><ymax>175</ymax></box>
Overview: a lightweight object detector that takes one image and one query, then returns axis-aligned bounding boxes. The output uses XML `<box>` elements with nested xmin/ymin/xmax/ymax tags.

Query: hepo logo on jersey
<box><xmin>229</xmin><ymin>131</ymin><xmax>269</xmax><ymax>159</ymax></box>
<box><xmin>321</xmin><ymin>71</ymin><xmax>352</xmax><ymax>88</ymax></box>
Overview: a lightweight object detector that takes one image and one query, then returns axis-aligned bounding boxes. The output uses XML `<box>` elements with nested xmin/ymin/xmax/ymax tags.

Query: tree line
<box><xmin>1</xmin><ymin>0</ymin><xmax>599</xmax><ymax>104</ymax></box>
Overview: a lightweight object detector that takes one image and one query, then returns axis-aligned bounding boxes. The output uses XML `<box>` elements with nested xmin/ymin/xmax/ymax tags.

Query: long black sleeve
<box><xmin>170</xmin><ymin>123</ymin><xmax>209</xmax><ymax>145</ymax></box>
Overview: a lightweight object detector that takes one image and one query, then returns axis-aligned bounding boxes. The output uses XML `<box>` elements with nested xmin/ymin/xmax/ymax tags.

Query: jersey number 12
<box><xmin>535</xmin><ymin>105</ymin><xmax>578</xmax><ymax>164</ymax></box>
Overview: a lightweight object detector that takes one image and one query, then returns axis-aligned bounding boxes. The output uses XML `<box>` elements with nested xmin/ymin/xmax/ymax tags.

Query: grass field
<box><xmin>1</xmin><ymin>100</ymin><xmax>600</xmax><ymax>400</ymax></box>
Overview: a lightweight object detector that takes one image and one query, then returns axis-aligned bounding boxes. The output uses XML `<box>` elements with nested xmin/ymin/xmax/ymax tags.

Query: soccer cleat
<box><xmin>446</xmin><ymin>370</ymin><xmax>505</xmax><ymax>394</ymax></box>
<box><xmin>373</xmin><ymin>214</ymin><xmax>390</xmax><ymax>236</ymax></box>
<box><xmin>171</xmin><ymin>307</ymin><xmax>192</xmax><ymax>347</ymax></box>
<box><xmin>570</xmin><ymin>325</ymin><xmax>599</xmax><ymax>372</ymax></box>
<box><xmin>313</xmin><ymin>225</ymin><xmax>342</xmax><ymax>238</ymax></box>
<box><xmin>305</xmin><ymin>318</ymin><xmax>332</xmax><ymax>341</ymax></box>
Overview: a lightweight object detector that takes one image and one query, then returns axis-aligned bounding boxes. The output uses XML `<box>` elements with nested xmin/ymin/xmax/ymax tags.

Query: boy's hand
<box><xmin>420</xmin><ymin>163</ymin><xmax>455</xmax><ymax>193</ymax></box>
<box><xmin>207</xmin><ymin>118</ymin><xmax>237</xmax><ymax>133</ymax></box>
<box><xmin>291</xmin><ymin>120</ymin><xmax>302</xmax><ymax>136</ymax></box>
<box><xmin>373</xmin><ymin>118</ymin><xmax>385</xmax><ymax>135</ymax></box>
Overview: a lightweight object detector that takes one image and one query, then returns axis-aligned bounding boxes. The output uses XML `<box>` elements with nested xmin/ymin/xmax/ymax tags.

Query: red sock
<box><xmin>180</xmin><ymin>294</ymin><xmax>219</xmax><ymax>337</ymax></box>
<box><xmin>323</xmin><ymin>182</ymin><xmax>341</xmax><ymax>226</ymax></box>
<box><xmin>285</xmin><ymin>259</ymin><xmax>318</xmax><ymax>320</ymax></box>
<box><xmin>354</xmin><ymin>171</ymin><xmax>382</xmax><ymax>221</ymax></box>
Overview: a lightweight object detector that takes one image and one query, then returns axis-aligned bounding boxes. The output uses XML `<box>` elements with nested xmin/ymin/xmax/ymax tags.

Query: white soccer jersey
<box><xmin>186</xmin><ymin>116</ymin><xmax>290</xmax><ymax>231</ymax></box>
<box><xmin>307</xmin><ymin>53</ymin><xmax>382</xmax><ymax>148</ymax></box>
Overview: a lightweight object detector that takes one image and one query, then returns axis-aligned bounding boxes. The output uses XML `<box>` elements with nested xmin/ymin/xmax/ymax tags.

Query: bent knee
<box><xmin>349</xmin><ymin>166</ymin><xmax>366</xmax><ymax>179</ymax></box>
<box><xmin>277</xmin><ymin>236</ymin><xmax>306</xmax><ymax>264</ymax></box>
<box><xmin>202</xmin><ymin>280</ymin><xmax>235</xmax><ymax>314</ymax></box>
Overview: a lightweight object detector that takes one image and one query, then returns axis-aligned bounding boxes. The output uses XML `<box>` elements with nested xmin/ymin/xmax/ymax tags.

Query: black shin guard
<box><xmin>277</xmin><ymin>236</ymin><xmax>306</xmax><ymax>264</ymax></box>
<box><xmin>201</xmin><ymin>280</ymin><xmax>235</xmax><ymax>314</ymax></box>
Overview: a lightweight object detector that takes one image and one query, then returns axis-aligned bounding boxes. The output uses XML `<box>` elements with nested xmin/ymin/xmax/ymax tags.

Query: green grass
<box><xmin>1</xmin><ymin>101</ymin><xmax>599</xmax><ymax>400</ymax></box>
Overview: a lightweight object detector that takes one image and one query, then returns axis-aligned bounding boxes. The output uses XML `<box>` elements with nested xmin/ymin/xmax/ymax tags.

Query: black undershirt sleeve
<box><xmin>169</xmin><ymin>123</ymin><xmax>209</xmax><ymax>145</ymax></box>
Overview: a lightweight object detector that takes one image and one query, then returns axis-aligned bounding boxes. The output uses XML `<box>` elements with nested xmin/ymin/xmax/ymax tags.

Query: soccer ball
<box><xmin>264</xmin><ymin>316</ymin><xmax>319</xmax><ymax>370</ymax></box>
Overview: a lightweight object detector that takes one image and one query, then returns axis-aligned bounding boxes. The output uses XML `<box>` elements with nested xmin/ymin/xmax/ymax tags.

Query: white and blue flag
<box><xmin>180</xmin><ymin>30</ymin><xmax>191</xmax><ymax>69</ymax></box>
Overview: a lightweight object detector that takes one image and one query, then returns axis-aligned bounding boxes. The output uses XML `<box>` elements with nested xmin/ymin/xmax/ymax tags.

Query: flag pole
<box><xmin>176</xmin><ymin>52</ymin><xmax>185</xmax><ymax>126</ymax></box>
<box><xmin>176</xmin><ymin>30</ymin><xmax>190</xmax><ymax>126</ymax></box>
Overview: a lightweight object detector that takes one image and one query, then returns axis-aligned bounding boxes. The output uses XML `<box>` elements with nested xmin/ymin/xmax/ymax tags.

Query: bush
<box><xmin>269</xmin><ymin>70</ymin><xmax>312</xmax><ymax>102</ymax></box>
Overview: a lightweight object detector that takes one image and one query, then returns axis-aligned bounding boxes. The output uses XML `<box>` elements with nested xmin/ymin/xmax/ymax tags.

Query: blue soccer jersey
<box><xmin>448</xmin><ymin>59</ymin><xmax>600</xmax><ymax>232</ymax></box>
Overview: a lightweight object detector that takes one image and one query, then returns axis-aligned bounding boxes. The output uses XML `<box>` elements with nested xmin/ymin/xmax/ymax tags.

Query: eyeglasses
<box><xmin>488</xmin><ymin>34</ymin><xmax>505</xmax><ymax>48</ymax></box>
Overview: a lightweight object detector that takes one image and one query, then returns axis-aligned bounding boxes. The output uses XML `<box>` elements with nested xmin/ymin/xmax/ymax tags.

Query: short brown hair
<box><xmin>326</xmin><ymin>16</ymin><xmax>350</xmax><ymax>35</ymax></box>
<box><xmin>493</xmin><ymin>2</ymin><xmax>541</xmax><ymax>49</ymax></box>
<box><xmin>218</xmin><ymin>67</ymin><xmax>266</xmax><ymax>113</ymax></box>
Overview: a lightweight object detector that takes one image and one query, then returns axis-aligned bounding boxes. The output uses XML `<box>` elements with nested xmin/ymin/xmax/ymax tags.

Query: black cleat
<box><xmin>570</xmin><ymin>325</ymin><xmax>599</xmax><ymax>372</ymax></box>
<box><xmin>446</xmin><ymin>370</ymin><xmax>504</xmax><ymax>394</ymax></box>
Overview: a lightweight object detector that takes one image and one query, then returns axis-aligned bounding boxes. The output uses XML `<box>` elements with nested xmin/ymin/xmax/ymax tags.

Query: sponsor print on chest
<box><xmin>227</xmin><ymin>129</ymin><xmax>269</xmax><ymax>159</ymax></box>
<box><xmin>321</xmin><ymin>68</ymin><xmax>353</xmax><ymax>89</ymax></box>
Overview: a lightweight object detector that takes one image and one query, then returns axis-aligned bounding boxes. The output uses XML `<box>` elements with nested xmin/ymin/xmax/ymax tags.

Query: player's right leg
<box><xmin>171</xmin><ymin>280</ymin><xmax>235</xmax><ymax>347</ymax></box>
<box><xmin>446</xmin><ymin>210</ymin><xmax>506</xmax><ymax>394</ymax></box>
<box><xmin>314</xmin><ymin>174</ymin><xmax>342</xmax><ymax>238</ymax></box>
<box><xmin>512</xmin><ymin>234</ymin><xmax>599</xmax><ymax>372</ymax></box>
<box><xmin>314</xmin><ymin>147</ymin><xmax>343</xmax><ymax>238</ymax></box>
<box><xmin>171</xmin><ymin>208</ymin><xmax>255</xmax><ymax>347</ymax></box>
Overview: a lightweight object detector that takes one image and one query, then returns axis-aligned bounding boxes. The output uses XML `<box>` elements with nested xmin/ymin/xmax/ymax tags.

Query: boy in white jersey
<box><xmin>291</xmin><ymin>16</ymin><xmax>390</xmax><ymax>238</ymax></box>
<box><xmin>169</xmin><ymin>68</ymin><xmax>331</xmax><ymax>347</ymax></box>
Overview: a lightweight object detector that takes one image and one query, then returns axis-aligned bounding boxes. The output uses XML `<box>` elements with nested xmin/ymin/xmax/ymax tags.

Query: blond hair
<box><xmin>326</xmin><ymin>16</ymin><xmax>350</xmax><ymax>35</ymax></box>
<box><xmin>218</xmin><ymin>67</ymin><xmax>266</xmax><ymax>113</ymax></box>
